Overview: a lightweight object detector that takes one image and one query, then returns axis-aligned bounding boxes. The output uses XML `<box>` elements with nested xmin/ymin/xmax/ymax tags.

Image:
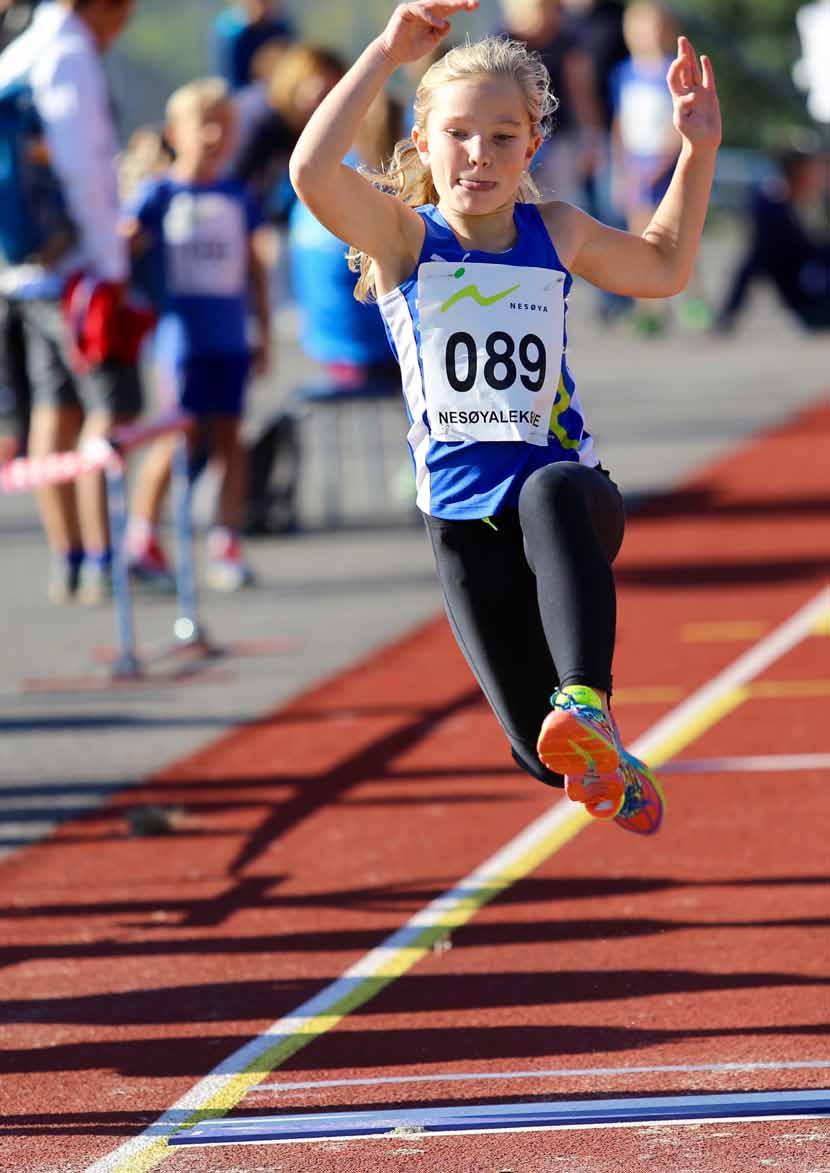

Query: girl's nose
<box><xmin>467</xmin><ymin>136</ymin><xmax>491</xmax><ymax>166</ymax></box>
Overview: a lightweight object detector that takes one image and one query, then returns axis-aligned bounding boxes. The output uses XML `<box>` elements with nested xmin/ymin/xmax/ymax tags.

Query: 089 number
<box><xmin>444</xmin><ymin>330</ymin><xmax>547</xmax><ymax>394</ymax></box>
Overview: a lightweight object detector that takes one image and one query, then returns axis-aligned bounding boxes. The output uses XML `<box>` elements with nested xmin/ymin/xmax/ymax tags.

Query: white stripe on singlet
<box><xmin>378</xmin><ymin>286</ymin><xmax>432</xmax><ymax>513</ymax></box>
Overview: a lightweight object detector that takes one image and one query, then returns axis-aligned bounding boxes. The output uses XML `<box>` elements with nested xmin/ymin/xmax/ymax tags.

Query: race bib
<box><xmin>163</xmin><ymin>192</ymin><xmax>247</xmax><ymax>297</ymax></box>
<box><xmin>418</xmin><ymin>261</ymin><xmax>565</xmax><ymax>445</ymax></box>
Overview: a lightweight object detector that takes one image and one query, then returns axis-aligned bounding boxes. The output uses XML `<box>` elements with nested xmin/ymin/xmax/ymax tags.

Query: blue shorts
<box><xmin>157</xmin><ymin>350</ymin><xmax>251</xmax><ymax>419</ymax></box>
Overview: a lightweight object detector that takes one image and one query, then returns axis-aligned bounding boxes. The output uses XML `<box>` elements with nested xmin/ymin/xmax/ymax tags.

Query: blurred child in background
<box><xmin>609</xmin><ymin>2</ymin><xmax>677</xmax><ymax>231</ymax></box>
<box><xmin>608</xmin><ymin>1</ymin><xmax>711</xmax><ymax>332</ymax></box>
<box><xmin>286</xmin><ymin>82</ymin><xmax>404</xmax><ymax>384</ymax></box>
<box><xmin>123</xmin><ymin>78</ymin><xmax>271</xmax><ymax>592</ymax></box>
<box><xmin>234</xmin><ymin>42</ymin><xmax>347</xmax><ymax>214</ymax></box>
<box><xmin>499</xmin><ymin>0</ymin><xmax>604</xmax><ymax>205</ymax></box>
<box><xmin>716</xmin><ymin>146</ymin><xmax>830</xmax><ymax>333</ymax></box>
<box><xmin>211</xmin><ymin>0</ymin><xmax>294</xmax><ymax>91</ymax></box>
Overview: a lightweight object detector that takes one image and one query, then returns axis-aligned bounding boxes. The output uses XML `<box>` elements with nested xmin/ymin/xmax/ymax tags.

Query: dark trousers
<box><xmin>425</xmin><ymin>461</ymin><xmax>625</xmax><ymax>789</ymax></box>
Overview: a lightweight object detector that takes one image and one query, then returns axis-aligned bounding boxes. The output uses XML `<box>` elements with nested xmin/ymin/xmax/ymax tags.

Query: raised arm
<box><xmin>289</xmin><ymin>1</ymin><xmax>478</xmax><ymax>279</ymax></box>
<box><xmin>547</xmin><ymin>37</ymin><xmax>721</xmax><ymax>298</ymax></box>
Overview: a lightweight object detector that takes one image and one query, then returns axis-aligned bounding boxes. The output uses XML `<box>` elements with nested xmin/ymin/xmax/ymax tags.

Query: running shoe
<box><xmin>613</xmin><ymin>751</ymin><xmax>665</xmax><ymax>836</ymax></box>
<box><xmin>128</xmin><ymin>534</ymin><xmax>176</xmax><ymax>593</ymax></box>
<box><xmin>537</xmin><ymin>685</ymin><xmax>625</xmax><ymax>818</ymax></box>
<box><xmin>76</xmin><ymin>560</ymin><xmax>112</xmax><ymax>605</ymax></box>
<box><xmin>47</xmin><ymin>554</ymin><xmax>81</xmax><ymax>604</ymax></box>
<box><xmin>205</xmin><ymin>529</ymin><xmax>254</xmax><ymax>593</ymax></box>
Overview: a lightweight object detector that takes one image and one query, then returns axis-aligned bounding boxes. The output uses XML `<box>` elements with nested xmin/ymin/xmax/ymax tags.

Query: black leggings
<box><xmin>425</xmin><ymin>462</ymin><xmax>625</xmax><ymax>789</ymax></box>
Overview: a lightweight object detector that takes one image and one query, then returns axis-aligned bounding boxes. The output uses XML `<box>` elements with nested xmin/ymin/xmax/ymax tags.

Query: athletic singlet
<box><xmin>378</xmin><ymin>202</ymin><xmax>597</xmax><ymax>519</ymax></box>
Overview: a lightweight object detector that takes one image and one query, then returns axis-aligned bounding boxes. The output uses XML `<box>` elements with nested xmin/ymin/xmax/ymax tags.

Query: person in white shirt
<box><xmin>0</xmin><ymin>0</ymin><xmax>142</xmax><ymax>603</ymax></box>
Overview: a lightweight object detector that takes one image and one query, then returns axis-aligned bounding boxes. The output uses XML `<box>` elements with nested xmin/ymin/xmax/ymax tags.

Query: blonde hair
<box><xmin>349</xmin><ymin>36</ymin><xmax>558</xmax><ymax>302</ymax></box>
<box><xmin>166</xmin><ymin>77</ymin><xmax>230</xmax><ymax>125</ymax></box>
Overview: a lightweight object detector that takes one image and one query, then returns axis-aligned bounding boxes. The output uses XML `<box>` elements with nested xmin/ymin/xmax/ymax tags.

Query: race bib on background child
<box><xmin>163</xmin><ymin>191</ymin><xmax>247</xmax><ymax>297</ymax></box>
<box><xmin>418</xmin><ymin>262</ymin><xmax>565</xmax><ymax>445</ymax></box>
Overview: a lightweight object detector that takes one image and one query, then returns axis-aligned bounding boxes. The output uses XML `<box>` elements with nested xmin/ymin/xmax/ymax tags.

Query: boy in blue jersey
<box><xmin>288</xmin><ymin>2</ymin><xmax>722</xmax><ymax>834</ymax></box>
<box><xmin>123</xmin><ymin>77</ymin><xmax>271</xmax><ymax>592</ymax></box>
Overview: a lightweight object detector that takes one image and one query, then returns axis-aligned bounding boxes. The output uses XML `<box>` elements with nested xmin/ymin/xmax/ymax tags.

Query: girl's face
<box><xmin>414</xmin><ymin>76</ymin><xmax>540</xmax><ymax>217</ymax></box>
<box><xmin>170</xmin><ymin>102</ymin><xmax>237</xmax><ymax>178</ymax></box>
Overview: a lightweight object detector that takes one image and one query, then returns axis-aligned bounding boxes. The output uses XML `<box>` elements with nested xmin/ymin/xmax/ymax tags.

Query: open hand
<box><xmin>667</xmin><ymin>37</ymin><xmax>721</xmax><ymax>152</ymax></box>
<box><xmin>378</xmin><ymin>1</ymin><xmax>479</xmax><ymax>67</ymax></box>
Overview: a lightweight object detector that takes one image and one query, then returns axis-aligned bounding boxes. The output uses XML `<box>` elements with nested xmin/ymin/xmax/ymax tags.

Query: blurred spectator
<box><xmin>716</xmin><ymin>148</ymin><xmax>830</xmax><ymax>333</ymax></box>
<box><xmin>234</xmin><ymin>42</ymin><xmax>346</xmax><ymax>216</ymax></box>
<box><xmin>608</xmin><ymin>2</ymin><xmax>711</xmax><ymax>333</ymax></box>
<box><xmin>287</xmin><ymin>87</ymin><xmax>403</xmax><ymax>381</ymax></box>
<box><xmin>0</xmin><ymin>0</ymin><xmax>143</xmax><ymax>604</ymax></box>
<box><xmin>499</xmin><ymin>0</ymin><xmax>604</xmax><ymax>205</ymax></box>
<box><xmin>560</xmin><ymin>0</ymin><xmax>626</xmax><ymax>213</ymax></box>
<box><xmin>0</xmin><ymin>298</ymin><xmax>29</xmax><ymax>462</ymax></box>
<box><xmin>211</xmin><ymin>0</ymin><xmax>293</xmax><ymax>92</ymax></box>
<box><xmin>122</xmin><ymin>77</ymin><xmax>271</xmax><ymax>592</ymax></box>
<box><xmin>0</xmin><ymin>1</ymin><xmax>37</xmax><ymax>460</ymax></box>
<box><xmin>609</xmin><ymin>1</ymin><xmax>677</xmax><ymax>234</ymax></box>
<box><xmin>561</xmin><ymin>0</ymin><xmax>625</xmax><ymax>126</ymax></box>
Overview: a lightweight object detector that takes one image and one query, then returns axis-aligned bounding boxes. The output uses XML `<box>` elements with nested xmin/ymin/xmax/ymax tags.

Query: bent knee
<box><xmin>518</xmin><ymin>461</ymin><xmax>588</xmax><ymax>521</ymax></box>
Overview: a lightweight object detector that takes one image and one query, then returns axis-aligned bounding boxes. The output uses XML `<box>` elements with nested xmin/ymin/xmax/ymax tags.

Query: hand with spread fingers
<box><xmin>667</xmin><ymin>36</ymin><xmax>721</xmax><ymax>152</ymax></box>
<box><xmin>378</xmin><ymin>0</ymin><xmax>479</xmax><ymax>67</ymax></box>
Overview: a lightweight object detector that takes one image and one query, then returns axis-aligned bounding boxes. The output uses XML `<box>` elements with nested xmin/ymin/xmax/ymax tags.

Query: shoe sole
<box><xmin>536</xmin><ymin>709</ymin><xmax>620</xmax><ymax>777</ymax></box>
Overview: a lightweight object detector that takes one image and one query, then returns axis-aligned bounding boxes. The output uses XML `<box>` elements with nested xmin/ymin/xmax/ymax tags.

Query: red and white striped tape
<box><xmin>0</xmin><ymin>411</ymin><xmax>195</xmax><ymax>495</ymax></box>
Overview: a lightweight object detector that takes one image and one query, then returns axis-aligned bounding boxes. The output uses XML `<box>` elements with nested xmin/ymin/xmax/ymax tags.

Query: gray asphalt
<box><xmin>1</xmin><ymin>231</ymin><xmax>827</xmax><ymax>856</ymax></box>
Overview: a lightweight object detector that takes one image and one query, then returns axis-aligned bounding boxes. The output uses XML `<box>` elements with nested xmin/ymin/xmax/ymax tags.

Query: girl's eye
<box><xmin>495</xmin><ymin>134</ymin><xmax>517</xmax><ymax>143</ymax></box>
<box><xmin>446</xmin><ymin>128</ymin><xmax>467</xmax><ymax>138</ymax></box>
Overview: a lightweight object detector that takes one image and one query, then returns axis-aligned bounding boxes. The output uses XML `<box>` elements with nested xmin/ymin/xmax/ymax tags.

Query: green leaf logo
<box><xmin>441</xmin><ymin>281</ymin><xmax>521</xmax><ymax>312</ymax></box>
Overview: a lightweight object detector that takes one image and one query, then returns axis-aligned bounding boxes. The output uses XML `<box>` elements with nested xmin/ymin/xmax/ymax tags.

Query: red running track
<box><xmin>2</xmin><ymin>400</ymin><xmax>829</xmax><ymax>1172</ymax></box>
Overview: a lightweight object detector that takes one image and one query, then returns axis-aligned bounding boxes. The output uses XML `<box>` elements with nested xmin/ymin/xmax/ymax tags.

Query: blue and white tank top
<box><xmin>378</xmin><ymin>202</ymin><xmax>597</xmax><ymax>519</ymax></box>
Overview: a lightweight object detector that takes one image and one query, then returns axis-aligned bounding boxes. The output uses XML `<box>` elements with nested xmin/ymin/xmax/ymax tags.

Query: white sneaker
<box><xmin>205</xmin><ymin>530</ymin><xmax>253</xmax><ymax>592</ymax></box>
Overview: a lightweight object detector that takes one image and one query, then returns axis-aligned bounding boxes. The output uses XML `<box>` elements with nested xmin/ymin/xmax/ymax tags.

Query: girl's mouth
<box><xmin>458</xmin><ymin>179</ymin><xmax>497</xmax><ymax>191</ymax></box>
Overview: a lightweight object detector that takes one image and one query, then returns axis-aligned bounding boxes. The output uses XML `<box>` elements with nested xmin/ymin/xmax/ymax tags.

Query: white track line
<box><xmin>251</xmin><ymin>1059</ymin><xmax>830</xmax><ymax>1093</ymax></box>
<box><xmin>661</xmin><ymin>753</ymin><xmax>830</xmax><ymax>773</ymax></box>
<box><xmin>84</xmin><ymin>585</ymin><xmax>830</xmax><ymax>1172</ymax></box>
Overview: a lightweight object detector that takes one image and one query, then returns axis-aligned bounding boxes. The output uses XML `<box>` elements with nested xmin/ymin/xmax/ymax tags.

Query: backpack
<box><xmin>0</xmin><ymin>78</ymin><xmax>75</xmax><ymax>265</ymax></box>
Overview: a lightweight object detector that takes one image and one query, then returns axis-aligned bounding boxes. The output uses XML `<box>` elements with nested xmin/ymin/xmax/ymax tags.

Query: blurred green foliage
<box><xmin>119</xmin><ymin>0</ymin><xmax>818</xmax><ymax>147</ymax></box>
<box><xmin>671</xmin><ymin>0</ymin><xmax>816</xmax><ymax>148</ymax></box>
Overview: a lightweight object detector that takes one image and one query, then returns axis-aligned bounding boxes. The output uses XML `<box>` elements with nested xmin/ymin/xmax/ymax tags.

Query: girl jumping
<box><xmin>289</xmin><ymin>1</ymin><xmax>721</xmax><ymax>833</ymax></box>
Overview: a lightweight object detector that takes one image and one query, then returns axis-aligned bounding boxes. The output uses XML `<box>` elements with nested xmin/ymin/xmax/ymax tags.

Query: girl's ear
<box><xmin>525</xmin><ymin>131</ymin><xmax>542</xmax><ymax>163</ymax></box>
<box><xmin>412</xmin><ymin>126</ymin><xmax>430</xmax><ymax>165</ymax></box>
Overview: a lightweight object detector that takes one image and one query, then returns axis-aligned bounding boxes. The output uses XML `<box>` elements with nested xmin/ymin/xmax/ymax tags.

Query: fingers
<box><xmin>417</xmin><ymin>0</ymin><xmax>478</xmax><ymax>21</ymax></box>
<box><xmin>681</xmin><ymin>36</ymin><xmax>702</xmax><ymax>88</ymax></box>
<box><xmin>666</xmin><ymin>56</ymin><xmax>684</xmax><ymax>95</ymax></box>
<box><xmin>669</xmin><ymin>36</ymin><xmax>711</xmax><ymax>94</ymax></box>
<box><xmin>700</xmin><ymin>54</ymin><xmax>717</xmax><ymax>92</ymax></box>
<box><xmin>430</xmin><ymin>0</ymin><xmax>479</xmax><ymax>10</ymax></box>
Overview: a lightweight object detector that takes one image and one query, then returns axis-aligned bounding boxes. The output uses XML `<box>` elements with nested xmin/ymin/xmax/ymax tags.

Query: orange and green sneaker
<box><xmin>537</xmin><ymin>685</ymin><xmax>625</xmax><ymax>818</ymax></box>
<box><xmin>613</xmin><ymin>751</ymin><xmax>665</xmax><ymax>835</ymax></box>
